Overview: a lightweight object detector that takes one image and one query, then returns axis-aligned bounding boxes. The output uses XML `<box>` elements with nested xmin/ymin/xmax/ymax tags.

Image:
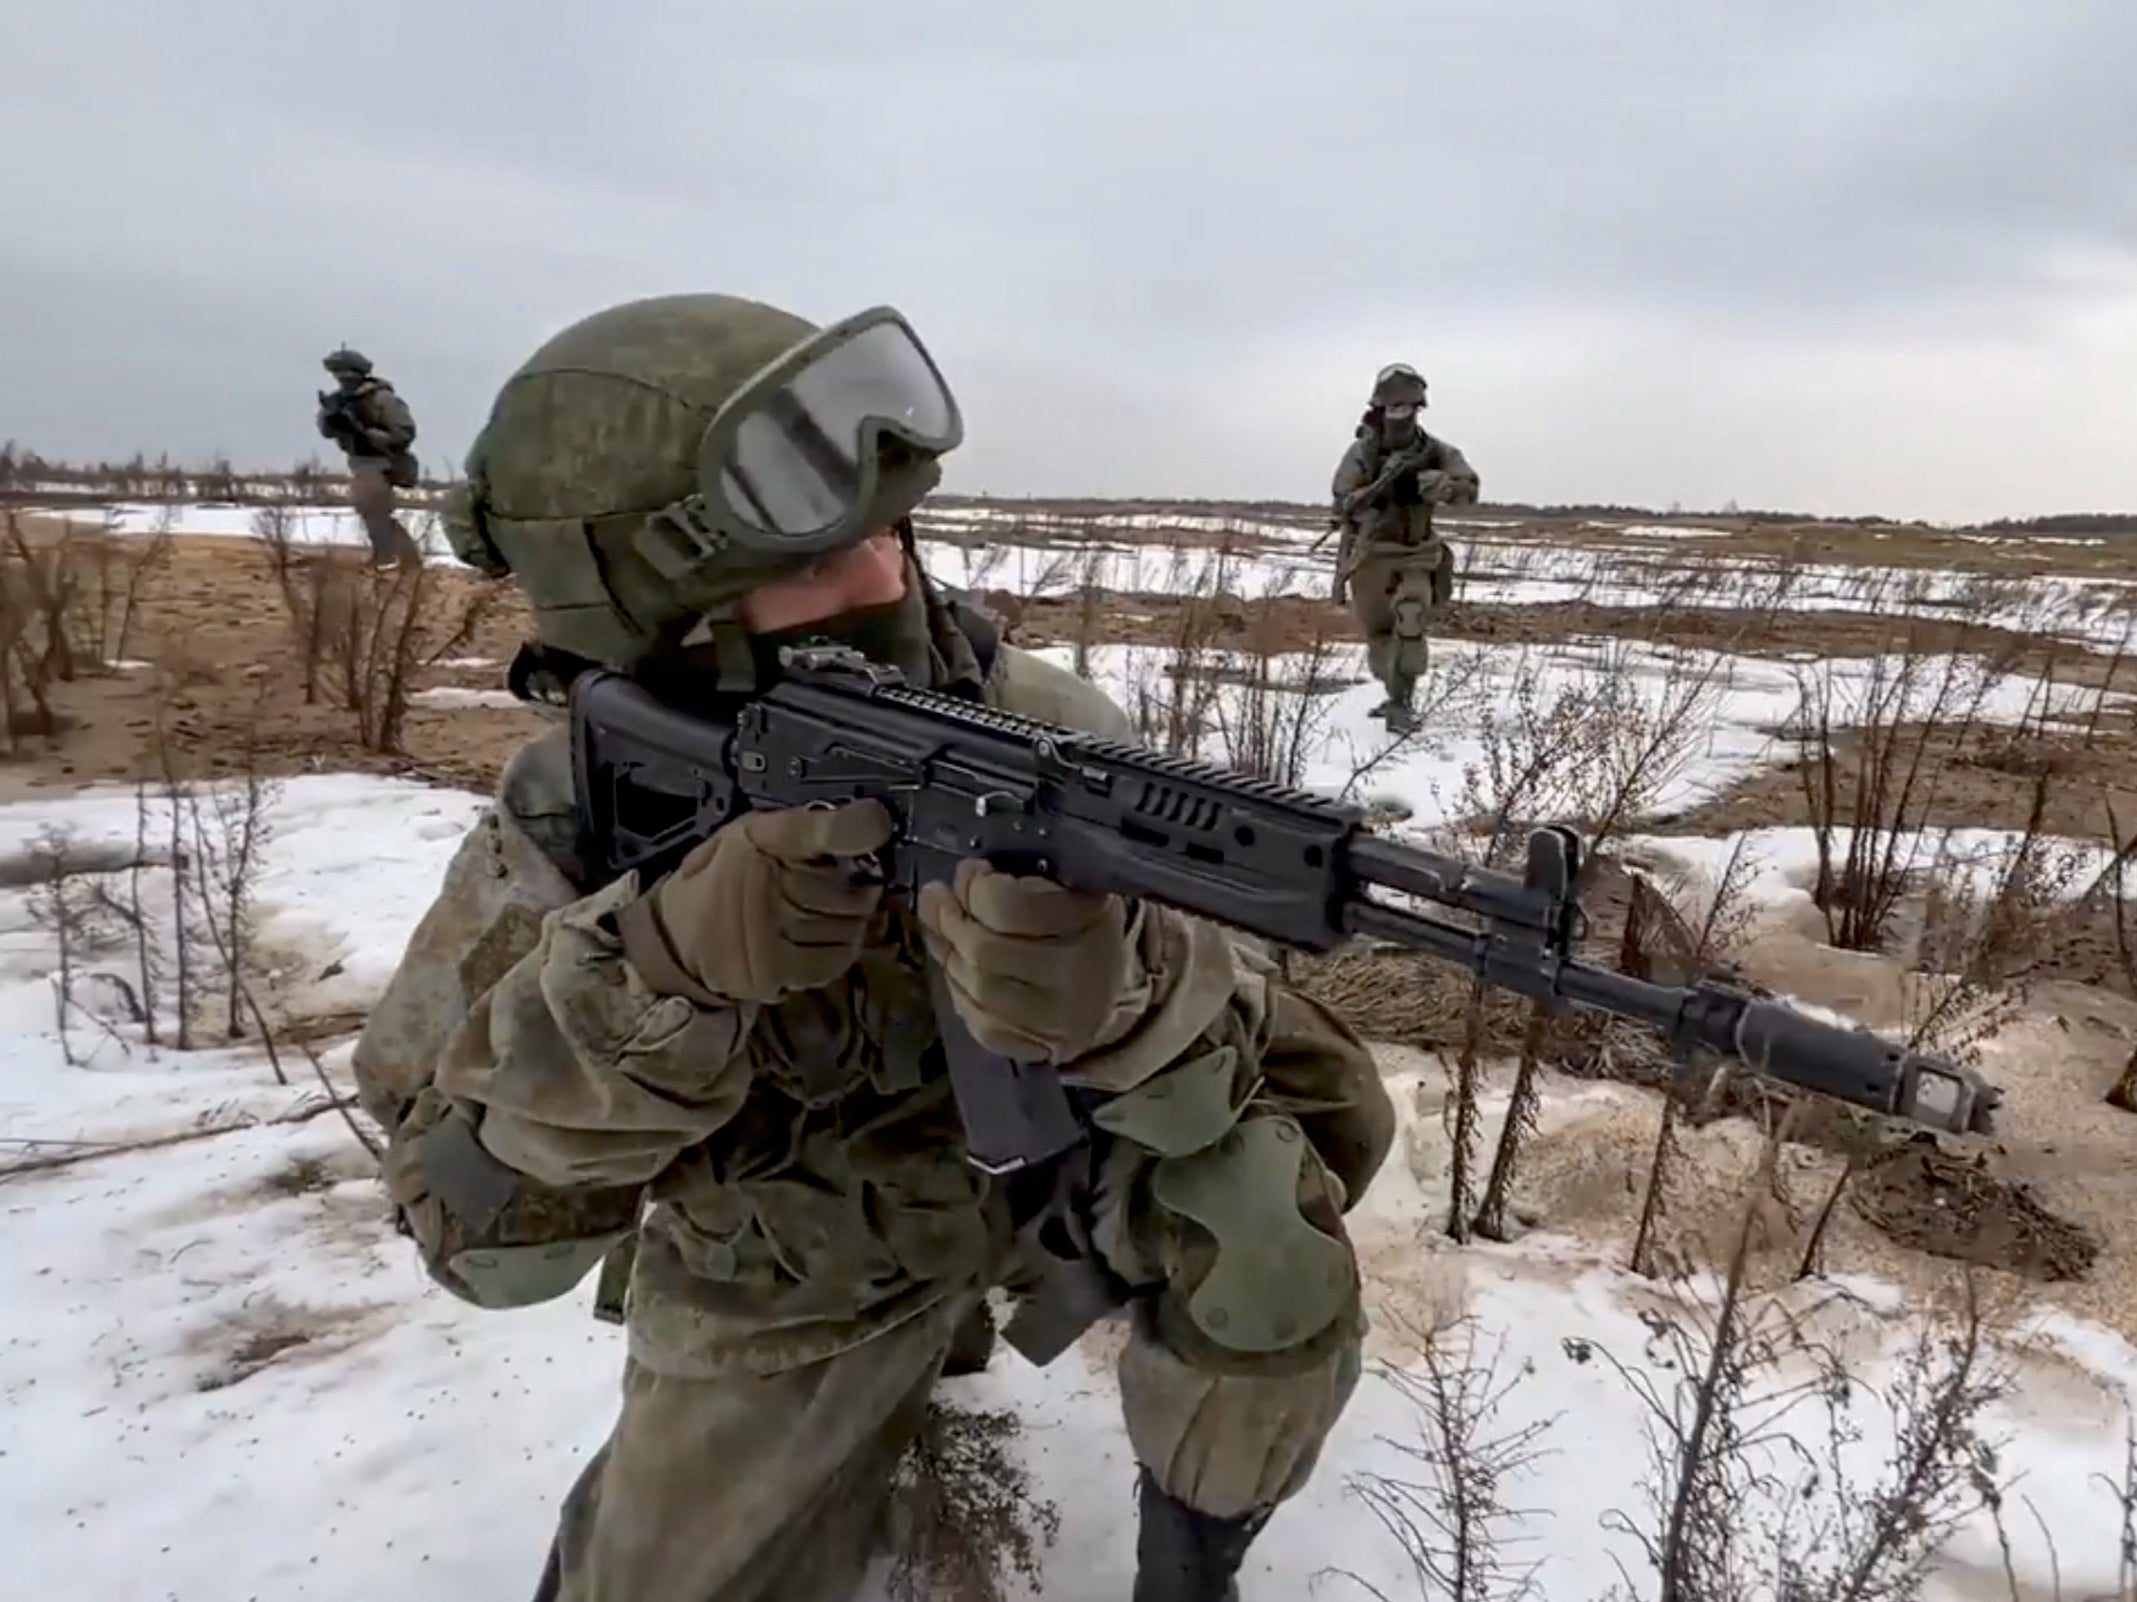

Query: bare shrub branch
<box><xmin>1342</xmin><ymin>1314</ymin><xmax>1558</xmax><ymax>1602</ymax></box>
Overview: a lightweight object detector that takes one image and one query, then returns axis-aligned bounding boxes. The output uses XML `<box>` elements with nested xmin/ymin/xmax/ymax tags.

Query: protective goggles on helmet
<box><xmin>1372</xmin><ymin>362</ymin><xmax>1427</xmax><ymax>406</ymax></box>
<box><xmin>678</xmin><ymin>306</ymin><xmax>963</xmax><ymax>560</ymax></box>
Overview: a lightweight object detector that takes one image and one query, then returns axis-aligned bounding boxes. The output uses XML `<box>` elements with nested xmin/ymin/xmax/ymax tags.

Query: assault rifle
<box><xmin>1308</xmin><ymin>438</ymin><xmax>1438</xmax><ymax>555</ymax></box>
<box><xmin>318</xmin><ymin>389</ymin><xmax>369</xmax><ymax>451</ymax></box>
<box><xmin>569</xmin><ymin>644</ymin><xmax>1999</xmax><ymax>1186</ymax></box>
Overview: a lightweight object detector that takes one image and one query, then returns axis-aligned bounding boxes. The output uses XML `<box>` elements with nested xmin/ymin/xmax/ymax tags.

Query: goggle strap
<box><xmin>640</xmin><ymin>496</ymin><xmax>730</xmax><ymax>580</ymax></box>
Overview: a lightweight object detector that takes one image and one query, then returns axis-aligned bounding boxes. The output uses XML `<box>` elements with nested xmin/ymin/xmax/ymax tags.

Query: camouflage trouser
<box><xmin>348</xmin><ymin>458</ymin><xmax>422</xmax><ymax>570</ymax></box>
<box><xmin>534</xmin><ymin>1100</ymin><xmax>1378</xmax><ymax>1602</ymax></box>
<box><xmin>1348</xmin><ymin>539</ymin><xmax>1452</xmax><ymax>708</ymax></box>
<box><xmin>535</xmin><ymin>1294</ymin><xmax>1362</xmax><ymax>1602</ymax></box>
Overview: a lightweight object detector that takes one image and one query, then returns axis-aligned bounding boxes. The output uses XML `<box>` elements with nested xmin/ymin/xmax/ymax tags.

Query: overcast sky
<box><xmin>4</xmin><ymin>1</ymin><xmax>2132</xmax><ymax>521</ymax></box>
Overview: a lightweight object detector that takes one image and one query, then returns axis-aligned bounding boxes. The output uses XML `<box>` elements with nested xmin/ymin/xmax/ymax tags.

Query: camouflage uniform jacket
<box><xmin>352</xmin><ymin>642</ymin><xmax>1392</xmax><ymax>1381</ymax></box>
<box><xmin>1331</xmin><ymin>427</ymin><xmax>1479</xmax><ymax>571</ymax></box>
<box><xmin>318</xmin><ymin>378</ymin><xmax>418</xmax><ymax>462</ymax></box>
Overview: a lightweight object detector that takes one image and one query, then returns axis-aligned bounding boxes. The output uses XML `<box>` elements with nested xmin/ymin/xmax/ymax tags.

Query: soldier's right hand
<box><xmin>632</xmin><ymin>799</ymin><xmax>894</xmax><ymax>1004</ymax></box>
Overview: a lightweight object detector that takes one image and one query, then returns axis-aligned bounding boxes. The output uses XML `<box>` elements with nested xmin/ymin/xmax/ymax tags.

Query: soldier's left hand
<box><xmin>917</xmin><ymin>859</ymin><xmax>1131</xmax><ymax>1064</ymax></box>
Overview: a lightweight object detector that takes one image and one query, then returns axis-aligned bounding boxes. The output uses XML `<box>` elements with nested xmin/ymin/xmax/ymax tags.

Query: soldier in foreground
<box><xmin>1327</xmin><ymin>363</ymin><xmax>1479</xmax><ymax>734</ymax></box>
<box><xmin>316</xmin><ymin>346</ymin><xmax>423</xmax><ymax>571</ymax></box>
<box><xmin>351</xmin><ymin>293</ymin><xmax>1396</xmax><ymax>1602</ymax></box>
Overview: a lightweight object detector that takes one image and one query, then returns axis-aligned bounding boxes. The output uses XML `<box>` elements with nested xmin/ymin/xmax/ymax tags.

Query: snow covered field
<box><xmin>3</xmin><ymin>776</ymin><xmax>2133</xmax><ymax>1602</ymax></box>
<box><xmin>36</xmin><ymin>498</ymin><xmax>2137</xmax><ymax>651</ymax></box>
<box><xmin>5</xmin><ymin>496</ymin><xmax>2133</xmax><ymax>1597</ymax></box>
<box><xmin>1030</xmin><ymin>636</ymin><xmax>2134</xmax><ymax>836</ymax></box>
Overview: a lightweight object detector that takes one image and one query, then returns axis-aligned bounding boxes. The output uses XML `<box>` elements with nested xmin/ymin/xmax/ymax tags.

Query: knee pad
<box><xmin>1146</xmin><ymin>1112</ymin><xmax>1356</xmax><ymax>1358</ymax></box>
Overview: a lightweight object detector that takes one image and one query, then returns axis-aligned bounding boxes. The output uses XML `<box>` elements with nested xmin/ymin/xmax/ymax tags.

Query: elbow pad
<box><xmin>383</xmin><ymin>1090</ymin><xmax>642</xmax><ymax>1310</ymax></box>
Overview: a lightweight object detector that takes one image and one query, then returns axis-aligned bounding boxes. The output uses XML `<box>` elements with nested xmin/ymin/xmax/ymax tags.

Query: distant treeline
<box><xmin>1974</xmin><ymin>511</ymin><xmax>2137</xmax><ymax>536</ymax></box>
<box><xmin>4</xmin><ymin>443</ymin><xmax>2130</xmax><ymax>535</ymax></box>
<box><xmin>0</xmin><ymin>444</ymin><xmax>452</xmax><ymax>502</ymax></box>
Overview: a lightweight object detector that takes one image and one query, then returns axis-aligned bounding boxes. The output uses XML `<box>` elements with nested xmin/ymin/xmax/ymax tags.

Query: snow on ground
<box><xmin>80</xmin><ymin>500</ymin><xmax>377</xmax><ymax>545</ymax></box>
<box><xmin>1581</xmin><ymin>520</ymin><xmax>1736</xmax><ymax>540</ymax></box>
<box><xmin>30</xmin><ymin>498</ymin><xmax>2137</xmax><ymax>652</ymax></box>
<box><xmin>1032</xmin><ymin>638</ymin><xmax>2133</xmax><ymax>836</ymax></box>
<box><xmin>1623</xmin><ymin>824</ymin><xmax>2127</xmax><ymax>926</ymax></box>
<box><xmin>410</xmin><ymin>685</ymin><xmax>522</xmax><ymax>711</ymax></box>
<box><xmin>0</xmin><ymin>776</ymin><xmax>486</xmax><ymax>1141</ymax></box>
<box><xmin>5</xmin><ymin>775</ymin><xmax>2134</xmax><ymax>1602</ymax></box>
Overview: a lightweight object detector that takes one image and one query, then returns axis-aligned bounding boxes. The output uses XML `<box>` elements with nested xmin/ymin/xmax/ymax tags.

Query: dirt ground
<box><xmin>0</xmin><ymin>523</ymin><xmax>544</xmax><ymax>802</ymax></box>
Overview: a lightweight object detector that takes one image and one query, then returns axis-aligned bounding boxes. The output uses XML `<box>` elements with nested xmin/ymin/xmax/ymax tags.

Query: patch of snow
<box><xmin>0</xmin><ymin>774</ymin><xmax>487</xmax><ymax>1141</ymax></box>
<box><xmin>1588</xmin><ymin>521</ymin><xmax>1735</xmax><ymax>541</ymax></box>
<box><xmin>1621</xmin><ymin>824</ymin><xmax>2126</xmax><ymax>925</ymax></box>
<box><xmin>1026</xmin><ymin>640</ymin><xmax>2119</xmax><ymax>839</ymax></box>
<box><xmin>410</xmin><ymin>686</ymin><xmax>523</xmax><ymax>711</ymax></box>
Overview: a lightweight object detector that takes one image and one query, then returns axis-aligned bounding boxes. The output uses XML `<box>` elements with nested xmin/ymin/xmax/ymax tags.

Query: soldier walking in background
<box><xmin>1326</xmin><ymin>363</ymin><xmax>1479</xmax><ymax>734</ymax></box>
<box><xmin>317</xmin><ymin>346</ymin><xmax>423</xmax><ymax>571</ymax></box>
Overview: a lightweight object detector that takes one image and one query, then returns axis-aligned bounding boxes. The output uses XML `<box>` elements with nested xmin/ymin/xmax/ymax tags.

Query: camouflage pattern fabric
<box><xmin>319</xmin><ymin>375</ymin><xmax>421</xmax><ymax>568</ymax></box>
<box><xmin>1330</xmin><ymin>427</ymin><xmax>1478</xmax><ymax>714</ymax></box>
<box><xmin>354</xmin><ymin>641</ymin><xmax>1395</xmax><ymax>1602</ymax></box>
<box><xmin>319</xmin><ymin>376</ymin><xmax>418</xmax><ymax>467</ymax></box>
<box><xmin>348</xmin><ymin>459</ymin><xmax>422</xmax><ymax>571</ymax></box>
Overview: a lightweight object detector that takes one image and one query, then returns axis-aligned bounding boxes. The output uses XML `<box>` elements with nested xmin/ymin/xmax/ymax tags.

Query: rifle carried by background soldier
<box><xmin>316</xmin><ymin>385</ymin><xmax>371</xmax><ymax>453</ymax></box>
<box><xmin>1309</xmin><ymin>434</ymin><xmax>1437</xmax><ymax>556</ymax></box>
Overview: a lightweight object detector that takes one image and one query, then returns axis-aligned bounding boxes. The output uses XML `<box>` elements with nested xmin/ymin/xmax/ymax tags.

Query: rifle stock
<box><xmin>569</xmin><ymin>647</ymin><xmax>2000</xmax><ymax>1179</ymax></box>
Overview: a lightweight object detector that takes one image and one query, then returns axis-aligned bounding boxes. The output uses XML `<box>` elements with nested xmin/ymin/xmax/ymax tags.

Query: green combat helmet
<box><xmin>443</xmin><ymin>292</ymin><xmax>964</xmax><ymax>679</ymax></box>
<box><xmin>1370</xmin><ymin>362</ymin><xmax>1427</xmax><ymax>410</ymax></box>
<box><xmin>323</xmin><ymin>347</ymin><xmax>374</xmax><ymax>378</ymax></box>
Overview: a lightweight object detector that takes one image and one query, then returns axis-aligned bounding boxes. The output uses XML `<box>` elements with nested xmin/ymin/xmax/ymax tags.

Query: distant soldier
<box><xmin>317</xmin><ymin>347</ymin><xmax>423</xmax><ymax>571</ymax></box>
<box><xmin>1327</xmin><ymin>364</ymin><xmax>1479</xmax><ymax>734</ymax></box>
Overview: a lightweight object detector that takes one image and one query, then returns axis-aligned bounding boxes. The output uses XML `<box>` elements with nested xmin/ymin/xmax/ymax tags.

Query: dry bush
<box><xmin>1768</xmin><ymin>1277</ymin><xmax>2014</xmax><ymax>1602</ymax></box>
<box><xmin>20</xmin><ymin>824</ymin><xmax>136</xmax><ymax>1065</ymax></box>
<box><xmin>1902</xmin><ymin>776</ymin><xmax>2092</xmax><ymax>1060</ymax></box>
<box><xmin>1626</xmin><ymin>839</ymin><xmax>1765</xmax><ymax>1279</ymax></box>
<box><xmin>183</xmin><ymin>695</ymin><xmax>280</xmax><ymax>1043</ymax></box>
<box><xmin>19</xmin><ymin>679</ymin><xmax>291</xmax><ymax>1074</ymax></box>
<box><xmin>2083</xmin><ymin>802</ymin><xmax>2137</xmax><ymax>1114</ymax></box>
<box><xmin>884</xmin><ymin>1399</ymin><xmax>1060</xmax><ymax>1602</ymax></box>
<box><xmin>1433</xmin><ymin>631</ymin><xmax>1732</xmax><ymax>1243</ymax></box>
<box><xmin>255</xmin><ymin>510</ymin><xmax>500</xmax><ymax>752</ymax></box>
<box><xmin>1789</xmin><ymin>586</ymin><xmax>2029</xmax><ymax>952</ymax></box>
<box><xmin>2094</xmin><ymin>1422</ymin><xmax>2137</xmax><ymax>1602</ymax></box>
<box><xmin>1585</xmin><ymin>1150</ymin><xmax>2021</xmax><ymax>1602</ymax></box>
<box><xmin>1792</xmin><ymin>779</ymin><xmax>2092</xmax><ymax>1281</ymax></box>
<box><xmin>1341</xmin><ymin>1314</ymin><xmax>1557</xmax><ymax>1602</ymax></box>
<box><xmin>1209</xmin><ymin>604</ymin><xmax>1345</xmax><ymax>788</ymax></box>
<box><xmin>0</xmin><ymin>510</ymin><xmax>171</xmax><ymax>750</ymax></box>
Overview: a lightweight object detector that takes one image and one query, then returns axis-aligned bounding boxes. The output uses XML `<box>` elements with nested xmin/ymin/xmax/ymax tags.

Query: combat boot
<box><xmin>1384</xmin><ymin>700</ymin><xmax>1417</xmax><ymax>737</ymax></box>
<box><xmin>1131</xmin><ymin>1468</ymin><xmax>1272</xmax><ymax>1602</ymax></box>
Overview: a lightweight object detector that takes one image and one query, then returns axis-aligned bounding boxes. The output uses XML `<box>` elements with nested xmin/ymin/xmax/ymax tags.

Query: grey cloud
<box><xmin>2</xmin><ymin>0</ymin><xmax>2131</xmax><ymax>517</ymax></box>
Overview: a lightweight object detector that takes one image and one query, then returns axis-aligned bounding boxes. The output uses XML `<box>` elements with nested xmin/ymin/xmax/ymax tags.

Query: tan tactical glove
<box><xmin>917</xmin><ymin>858</ymin><xmax>1132</xmax><ymax>1065</ymax></box>
<box><xmin>1435</xmin><ymin>471</ymin><xmax>1481</xmax><ymax>506</ymax></box>
<box><xmin>618</xmin><ymin>799</ymin><xmax>893</xmax><ymax>1004</ymax></box>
